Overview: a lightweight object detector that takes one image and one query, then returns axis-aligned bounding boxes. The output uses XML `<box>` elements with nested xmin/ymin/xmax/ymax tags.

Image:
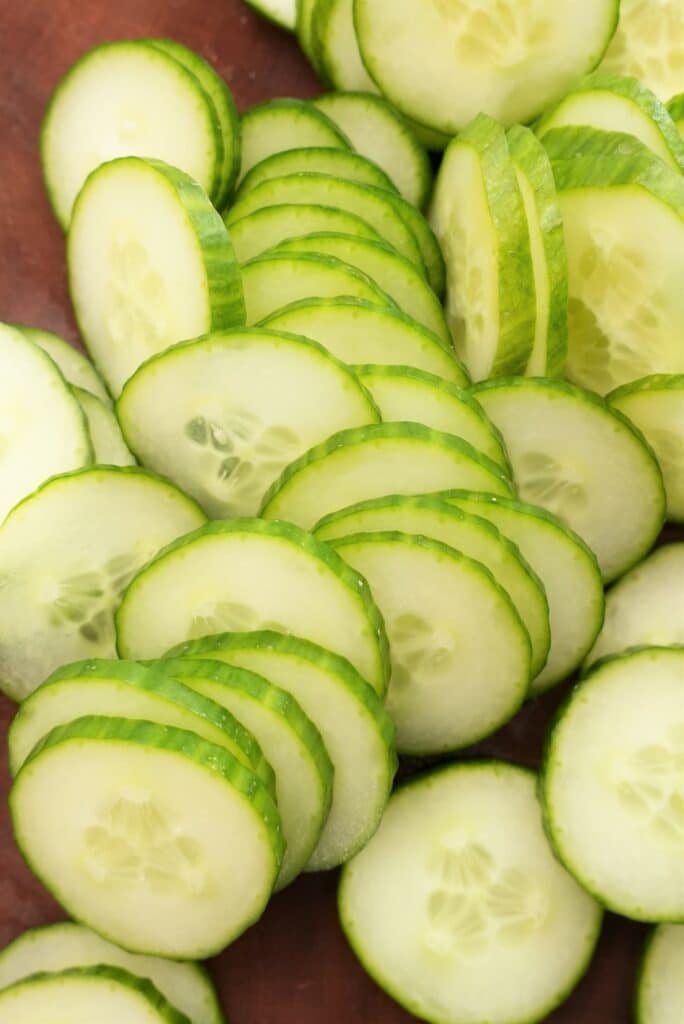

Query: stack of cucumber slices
<box><xmin>3</xmin><ymin>3</ymin><xmax>684</xmax><ymax>1021</ymax></box>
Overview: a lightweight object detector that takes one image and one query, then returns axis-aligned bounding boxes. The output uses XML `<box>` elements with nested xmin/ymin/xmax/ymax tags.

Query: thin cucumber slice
<box><xmin>667</xmin><ymin>94</ymin><xmax>684</xmax><ymax>137</ymax></box>
<box><xmin>0</xmin><ymin>922</ymin><xmax>223</xmax><ymax>1024</ymax></box>
<box><xmin>244</xmin><ymin>0</ymin><xmax>297</xmax><ymax>30</ymax></box>
<box><xmin>542</xmin><ymin>646</ymin><xmax>684</xmax><ymax>921</ymax></box>
<box><xmin>14</xmin><ymin>325</ymin><xmax>111</xmax><ymax>404</ymax></box>
<box><xmin>440</xmin><ymin>492</ymin><xmax>604</xmax><ymax>694</ymax></box>
<box><xmin>117</xmin><ymin>328</ymin><xmax>379</xmax><ymax>517</ymax></box>
<box><xmin>0</xmin><ymin>965</ymin><xmax>191</xmax><ymax>1023</ymax></box>
<box><xmin>543</xmin><ymin>127</ymin><xmax>684</xmax><ymax>395</ymax></box>
<box><xmin>313</xmin><ymin>91</ymin><xmax>433</xmax><ymax>210</ymax></box>
<box><xmin>237</xmin><ymin>146</ymin><xmax>397</xmax><ymax>200</ymax></box>
<box><xmin>238</xmin><ymin>99</ymin><xmax>349</xmax><ymax>184</ymax></box>
<box><xmin>240</xmin><ymin>251</ymin><xmax>394</xmax><ymax>324</ymax></box>
<box><xmin>116</xmin><ymin>517</ymin><xmax>389</xmax><ymax>694</ymax></box>
<box><xmin>272</xmin><ymin>233</ymin><xmax>450</xmax><ymax>344</ymax></box>
<box><xmin>506</xmin><ymin>125</ymin><xmax>568</xmax><ymax>378</ymax></box>
<box><xmin>228</xmin><ymin>202</ymin><xmax>381</xmax><ymax>262</ymax></box>
<box><xmin>340</xmin><ymin>762</ymin><xmax>602</xmax><ymax>1024</ymax></box>
<box><xmin>536</xmin><ymin>73</ymin><xmax>684</xmax><ymax>173</ymax></box>
<box><xmin>163</xmin><ymin>631</ymin><xmax>395</xmax><ymax>869</ymax></box>
<box><xmin>73</xmin><ymin>387</ymin><xmax>135</xmax><ymax>467</ymax></box>
<box><xmin>637</xmin><ymin>925</ymin><xmax>684</xmax><ymax>1024</ymax></box>
<box><xmin>41</xmin><ymin>40</ymin><xmax>224</xmax><ymax>227</ymax></box>
<box><xmin>429</xmin><ymin>115</ymin><xmax>535</xmax><ymax>381</ymax></box>
<box><xmin>225</xmin><ymin>173</ymin><xmax>424</xmax><ymax>272</ymax></box>
<box><xmin>0</xmin><ymin>466</ymin><xmax>206</xmax><ymax>702</ymax></box>
<box><xmin>263</xmin><ymin>299</ymin><xmax>469</xmax><ymax>384</ymax></box>
<box><xmin>11</xmin><ymin>716</ymin><xmax>283</xmax><ymax>957</ymax></box>
<box><xmin>312</xmin><ymin>0</ymin><xmax>377</xmax><ymax>92</ymax></box>
<box><xmin>315</xmin><ymin>494</ymin><xmax>548</xmax><ymax>678</ymax></box>
<box><xmin>584</xmin><ymin>543</ymin><xmax>684</xmax><ymax>671</ymax></box>
<box><xmin>473</xmin><ymin>377</ymin><xmax>665</xmax><ymax>583</ymax></box>
<box><xmin>599</xmin><ymin>0</ymin><xmax>684</xmax><ymax>100</ymax></box>
<box><xmin>296</xmin><ymin>0</ymin><xmax>327</xmax><ymax>76</ymax></box>
<box><xmin>608</xmin><ymin>375</ymin><xmax>684</xmax><ymax>523</ymax></box>
<box><xmin>354</xmin><ymin>365</ymin><xmax>509</xmax><ymax>470</ymax></box>
<box><xmin>160</xmin><ymin>657</ymin><xmax>333</xmax><ymax>888</ymax></box>
<box><xmin>0</xmin><ymin>323</ymin><xmax>93</xmax><ymax>524</ymax></box>
<box><xmin>354</xmin><ymin>0</ymin><xmax>619</xmax><ymax>134</ymax></box>
<box><xmin>68</xmin><ymin>156</ymin><xmax>244</xmax><ymax>396</ymax></box>
<box><xmin>388</xmin><ymin>195</ymin><xmax>445</xmax><ymax>300</ymax></box>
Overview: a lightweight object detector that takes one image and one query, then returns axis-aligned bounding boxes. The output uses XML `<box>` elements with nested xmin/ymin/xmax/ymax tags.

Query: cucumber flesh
<box><xmin>637</xmin><ymin>925</ymin><xmax>684</xmax><ymax>1024</ymax></box>
<box><xmin>312</xmin><ymin>0</ymin><xmax>377</xmax><ymax>93</ymax></box>
<box><xmin>668</xmin><ymin>94</ymin><xmax>684</xmax><ymax>137</ymax></box>
<box><xmin>73</xmin><ymin>387</ymin><xmax>136</xmax><ymax>467</ymax></box>
<box><xmin>238</xmin><ymin>99</ymin><xmax>350</xmax><ymax>184</ymax></box>
<box><xmin>229</xmin><ymin>203</ymin><xmax>382</xmax><ymax>263</ymax></box>
<box><xmin>14</xmin><ymin>325</ymin><xmax>111</xmax><ymax>404</ymax></box>
<box><xmin>599</xmin><ymin>0</ymin><xmax>684</xmax><ymax>100</ymax></box>
<box><xmin>237</xmin><ymin>146</ymin><xmax>398</xmax><ymax>200</ymax></box>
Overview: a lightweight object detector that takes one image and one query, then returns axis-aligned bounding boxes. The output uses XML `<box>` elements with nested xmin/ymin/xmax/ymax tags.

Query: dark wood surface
<box><xmin>0</xmin><ymin>1</ymin><xmax>648</xmax><ymax>1020</ymax></box>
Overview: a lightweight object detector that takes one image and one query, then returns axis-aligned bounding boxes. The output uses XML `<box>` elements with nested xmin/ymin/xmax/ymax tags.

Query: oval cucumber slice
<box><xmin>11</xmin><ymin>716</ymin><xmax>283</xmax><ymax>958</ymax></box>
<box><xmin>637</xmin><ymin>925</ymin><xmax>684</xmax><ymax>1024</ymax></box>
<box><xmin>237</xmin><ymin>146</ymin><xmax>397</xmax><ymax>200</ymax></box>
<box><xmin>73</xmin><ymin>387</ymin><xmax>135</xmax><ymax>467</ymax></box>
<box><xmin>229</xmin><ymin>202</ymin><xmax>382</xmax><ymax>263</ymax></box>
<box><xmin>340</xmin><ymin>762</ymin><xmax>602</xmax><ymax>1024</ymax></box>
<box><xmin>238</xmin><ymin>99</ymin><xmax>350</xmax><ymax>184</ymax></box>
<box><xmin>14</xmin><ymin>325</ymin><xmax>111</xmax><ymax>404</ymax></box>
<box><xmin>116</xmin><ymin>517</ymin><xmax>389</xmax><ymax>695</ymax></box>
<box><xmin>599</xmin><ymin>0</ymin><xmax>684</xmax><ymax>100</ymax></box>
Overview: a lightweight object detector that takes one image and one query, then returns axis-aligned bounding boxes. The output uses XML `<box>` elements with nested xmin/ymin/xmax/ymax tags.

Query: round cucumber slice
<box><xmin>331</xmin><ymin>532</ymin><xmax>530</xmax><ymax>754</ymax></box>
<box><xmin>340</xmin><ymin>761</ymin><xmax>602</xmax><ymax>1024</ymax></box>
<box><xmin>73</xmin><ymin>387</ymin><xmax>135</xmax><ymax>467</ymax></box>
<box><xmin>11</xmin><ymin>716</ymin><xmax>283</xmax><ymax>958</ymax></box>
<box><xmin>637</xmin><ymin>925</ymin><xmax>684</xmax><ymax>1024</ymax></box>
<box><xmin>238</xmin><ymin>99</ymin><xmax>350</xmax><ymax>184</ymax></box>
<box><xmin>116</xmin><ymin>517</ymin><xmax>389</xmax><ymax>695</ymax></box>
<box><xmin>0</xmin><ymin>466</ymin><xmax>206</xmax><ymax>702</ymax></box>
<box><xmin>473</xmin><ymin>377</ymin><xmax>665</xmax><ymax>583</ymax></box>
<box><xmin>68</xmin><ymin>156</ymin><xmax>244</xmax><ymax>397</ymax></box>
<box><xmin>14</xmin><ymin>325</ymin><xmax>111</xmax><ymax>404</ymax></box>
<box><xmin>667</xmin><ymin>94</ymin><xmax>684</xmax><ymax>137</ymax></box>
<box><xmin>229</xmin><ymin>203</ymin><xmax>382</xmax><ymax>262</ymax></box>
<box><xmin>40</xmin><ymin>40</ymin><xmax>224</xmax><ymax>228</ymax></box>
<box><xmin>162</xmin><ymin>631</ymin><xmax>395</xmax><ymax>870</ymax></box>
<box><xmin>244</xmin><ymin>0</ymin><xmax>296</xmax><ymax>30</ymax></box>
<box><xmin>237</xmin><ymin>146</ymin><xmax>397</xmax><ymax>200</ymax></box>
<box><xmin>542</xmin><ymin>646</ymin><xmax>684</xmax><ymax>921</ymax></box>
<box><xmin>312</xmin><ymin>0</ymin><xmax>376</xmax><ymax>93</ymax></box>
<box><xmin>0</xmin><ymin>922</ymin><xmax>223</xmax><ymax>1024</ymax></box>
<box><xmin>261</xmin><ymin>422</ymin><xmax>514</xmax><ymax>530</ymax></box>
<box><xmin>117</xmin><ymin>328</ymin><xmax>379</xmax><ymax>518</ymax></box>
<box><xmin>599</xmin><ymin>0</ymin><xmax>684</xmax><ymax>100</ymax></box>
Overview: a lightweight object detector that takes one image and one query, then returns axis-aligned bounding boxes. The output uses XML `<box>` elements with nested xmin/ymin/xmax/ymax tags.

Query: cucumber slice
<box><xmin>388</xmin><ymin>196</ymin><xmax>445</xmax><ymax>300</ymax></box>
<box><xmin>312</xmin><ymin>0</ymin><xmax>376</xmax><ymax>92</ymax></box>
<box><xmin>11</xmin><ymin>716</ymin><xmax>283</xmax><ymax>957</ymax></box>
<box><xmin>506</xmin><ymin>125</ymin><xmax>568</xmax><ymax>378</ymax></box>
<box><xmin>473</xmin><ymin>377</ymin><xmax>665</xmax><ymax>583</ymax></box>
<box><xmin>608</xmin><ymin>375</ymin><xmax>684</xmax><ymax>523</ymax></box>
<box><xmin>41</xmin><ymin>40</ymin><xmax>224</xmax><ymax>227</ymax></box>
<box><xmin>313</xmin><ymin>91</ymin><xmax>433</xmax><ymax>210</ymax></box>
<box><xmin>261</xmin><ymin>422</ymin><xmax>515</xmax><ymax>529</ymax></box>
<box><xmin>272</xmin><ymin>233</ymin><xmax>450</xmax><ymax>344</ymax></box>
<box><xmin>315</xmin><ymin>494</ymin><xmax>550</xmax><ymax>678</ymax></box>
<box><xmin>237</xmin><ymin>146</ymin><xmax>397</xmax><ymax>199</ymax></box>
<box><xmin>0</xmin><ymin>965</ymin><xmax>192</xmax><ymax>1023</ymax></box>
<box><xmin>339</xmin><ymin>762</ymin><xmax>602</xmax><ymax>1024</ymax></box>
<box><xmin>162</xmin><ymin>631</ymin><xmax>395</xmax><ymax>869</ymax></box>
<box><xmin>244</xmin><ymin>0</ymin><xmax>296</xmax><ymax>30</ymax></box>
<box><xmin>0</xmin><ymin>922</ymin><xmax>223</xmax><ymax>1024</ymax></box>
<box><xmin>584</xmin><ymin>543</ymin><xmax>684</xmax><ymax>671</ymax></box>
<box><xmin>543</xmin><ymin>127</ymin><xmax>684</xmax><ymax>395</ymax></box>
<box><xmin>296</xmin><ymin>0</ymin><xmax>327</xmax><ymax>76</ymax></box>
<box><xmin>116</xmin><ymin>517</ymin><xmax>389</xmax><ymax>694</ymax></box>
<box><xmin>542</xmin><ymin>646</ymin><xmax>684</xmax><ymax>921</ymax></box>
<box><xmin>263</xmin><ymin>299</ymin><xmax>469</xmax><ymax>384</ymax></box>
<box><xmin>73</xmin><ymin>387</ymin><xmax>135</xmax><ymax>467</ymax></box>
<box><xmin>117</xmin><ymin>328</ymin><xmax>379</xmax><ymax>517</ymax></box>
<box><xmin>229</xmin><ymin>203</ymin><xmax>381</xmax><ymax>262</ymax></box>
<box><xmin>0</xmin><ymin>322</ymin><xmax>93</xmax><ymax>524</ymax></box>
<box><xmin>537</xmin><ymin>73</ymin><xmax>684</xmax><ymax>173</ymax></box>
<box><xmin>14</xmin><ymin>325</ymin><xmax>111</xmax><ymax>404</ymax></box>
<box><xmin>0</xmin><ymin>466</ymin><xmax>205</xmax><ymax>701</ymax></box>
<box><xmin>240</xmin><ymin>251</ymin><xmax>393</xmax><ymax>324</ymax></box>
<box><xmin>667</xmin><ymin>94</ymin><xmax>684</xmax><ymax>137</ymax></box>
<box><xmin>637</xmin><ymin>925</ymin><xmax>684</xmax><ymax>1024</ymax></box>
<box><xmin>238</xmin><ymin>99</ymin><xmax>349</xmax><ymax>184</ymax></box>
<box><xmin>599</xmin><ymin>0</ymin><xmax>684</xmax><ymax>100</ymax></box>
<box><xmin>440</xmin><ymin>492</ymin><xmax>604</xmax><ymax>694</ymax></box>
<box><xmin>68</xmin><ymin>156</ymin><xmax>244</xmax><ymax>397</ymax></box>
<box><xmin>160</xmin><ymin>657</ymin><xmax>333</xmax><ymax>888</ymax></box>
<box><xmin>354</xmin><ymin>366</ymin><xmax>508</xmax><ymax>469</ymax></box>
<box><xmin>429</xmin><ymin>115</ymin><xmax>535</xmax><ymax>381</ymax></box>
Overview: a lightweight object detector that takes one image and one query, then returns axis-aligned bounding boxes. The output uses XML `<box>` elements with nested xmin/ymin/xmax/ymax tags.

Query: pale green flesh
<box><xmin>238</xmin><ymin>100</ymin><xmax>350</xmax><ymax>183</ymax></box>
<box><xmin>638</xmin><ymin>925</ymin><xmax>684</xmax><ymax>1024</ymax></box>
<box><xmin>237</xmin><ymin>146</ymin><xmax>397</xmax><ymax>199</ymax></box>
<box><xmin>228</xmin><ymin>203</ymin><xmax>382</xmax><ymax>263</ymax></box>
<box><xmin>74</xmin><ymin>388</ymin><xmax>136</xmax><ymax>466</ymax></box>
<box><xmin>599</xmin><ymin>0</ymin><xmax>684</xmax><ymax>100</ymax></box>
<box><xmin>313</xmin><ymin>0</ymin><xmax>378</xmax><ymax>92</ymax></box>
<box><xmin>16</xmin><ymin>326</ymin><xmax>111</xmax><ymax>404</ymax></box>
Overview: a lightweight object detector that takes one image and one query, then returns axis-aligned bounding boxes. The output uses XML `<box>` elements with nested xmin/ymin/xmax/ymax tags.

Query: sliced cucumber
<box><xmin>387</xmin><ymin>196</ymin><xmax>445</xmax><ymax>300</ymax></box>
<box><xmin>441</xmin><ymin>492</ymin><xmax>604</xmax><ymax>694</ymax></box>
<box><xmin>238</xmin><ymin>99</ymin><xmax>349</xmax><ymax>183</ymax></box>
<box><xmin>14</xmin><ymin>325</ymin><xmax>111</xmax><ymax>404</ymax></box>
<box><xmin>263</xmin><ymin>299</ymin><xmax>469</xmax><ymax>384</ymax></box>
<box><xmin>429</xmin><ymin>115</ymin><xmax>535</xmax><ymax>381</ymax></box>
<box><xmin>543</xmin><ymin>127</ymin><xmax>684</xmax><ymax>395</ymax></box>
<box><xmin>117</xmin><ymin>328</ymin><xmax>379</xmax><ymax>518</ymax></box>
<box><xmin>68</xmin><ymin>156</ymin><xmax>244</xmax><ymax>396</ymax></box>
<box><xmin>339</xmin><ymin>762</ymin><xmax>602</xmax><ymax>1024</ymax></box>
<box><xmin>237</xmin><ymin>146</ymin><xmax>397</xmax><ymax>199</ymax></box>
<box><xmin>608</xmin><ymin>375</ymin><xmax>684</xmax><ymax>524</ymax></box>
<box><xmin>599</xmin><ymin>0</ymin><xmax>684</xmax><ymax>100</ymax></box>
<box><xmin>472</xmin><ymin>377</ymin><xmax>665</xmax><ymax>583</ymax></box>
<box><xmin>667</xmin><ymin>94</ymin><xmax>684</xmax><ymax>137</ymax></box>
<box><xmin>0</xmin><ymin>922</ymin><xmax>223</xmax><ymax>1024</ymax></box>
<box><xmin>116</xmin><ymin>517</ymin><xmax>389</xmax><ymax>694</ymax></box>
<box><xmin>296</xmin><ymin>0</ymin><xmax>327</xmax><ymax>76</ymax></box>
<box><xmin>73</xmin><ymin>387</ymin><xmax>135</xmax><ymax>467</ymax></box>
<box><xmin>11</xmin><ymin>716</ymin><xmax>283</xmax><ymax>957</ymax></box>
<box><xmin>164</xmin><ymin>631</ymin><xmax>395</xmax><ymax>870</ymax></box>
<box><xmin>244</xmin><ymin>0</ymin><xmax>297</xmax><ymax>30</ymax></box>
<box><xmin>0</xmin><ymin>466</ymin><xmax>206</xmax><ymax>701</ymax></box>
<box><xmin>312</xmin><ymin>0</ymin><xmax>377</xmax><ymax>92</ymax></box>
<box><xmin>159</xmin><ymin>657</ymin><xmax>333</xmax><ymax>888</ymax></box>
<box><xmin>228</xmin><ymin>202</ymin><xmax>381</xmax><ymax>262</ymax></box>
<box><xmin>261</xmin><ymin>423</ymin><xmax>515</xmax><ymax>529</ymax></box>
<box><xmin>506</xmin><ymin>125</ymin><xmax>568</xmax><ymax>378</ymax></box>
<box><xmin>41</xmin><ymin>40</ymin><xmax>224</xmax><ymax>227</ymax></box>
<box><xmin>543</xmin><ymin>646</ymin><xmax>684</xmax><ymax>921</ymax></box>
<box><xmin>637</xmin><ymin>925</ymin><xmax>684</xmax><ymax>1024</ymax></box>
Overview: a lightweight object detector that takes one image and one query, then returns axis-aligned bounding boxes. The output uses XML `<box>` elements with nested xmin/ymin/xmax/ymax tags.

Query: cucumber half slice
<box><xmin>14</xmin><ymin>325</ymin><xmax>111</xmax><ymax>404</ymax></box>
<box><xmin>229</xmin><ymin>203</ymin><xmax>382</xmax><ymax>263</ymax></box>
<box><xmin>238</xmin><ymin>99</ymin><xmax>350</xmax><ymax>184</ymax></box>
<box><xmin>11</xmin><ymin>717</ymin><xmax>283</xmax><ymax>958</ymax></box>
<box><xmin>599</xmin><ymin>0</ymin><xmax>684</xmax><ymax>100</ymax></box>
<box><xmin>237</xmin><ymin>146</ymin><xmax>397</xmax><ymax>200</ymax></box>
<box><xmin>637</xmin><ymin>925</ymin><xmax>684</xmax><ymax>1024</ymax></box>
<box><xmin>73</xmin><ymin>387</ymin><xmax>135</xmax><ymax>467</ymax></box>
<box><xmin>340</xmin><ymin>762</ymin><xmax>602</xmax><ymax>1024</ymax></box>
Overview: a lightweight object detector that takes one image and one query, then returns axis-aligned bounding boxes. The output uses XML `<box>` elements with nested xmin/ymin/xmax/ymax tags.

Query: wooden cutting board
<box><xmin>0</xmin><ymin>1</ymin><xmax>649</xmax><ymax>1020</ymax></box>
